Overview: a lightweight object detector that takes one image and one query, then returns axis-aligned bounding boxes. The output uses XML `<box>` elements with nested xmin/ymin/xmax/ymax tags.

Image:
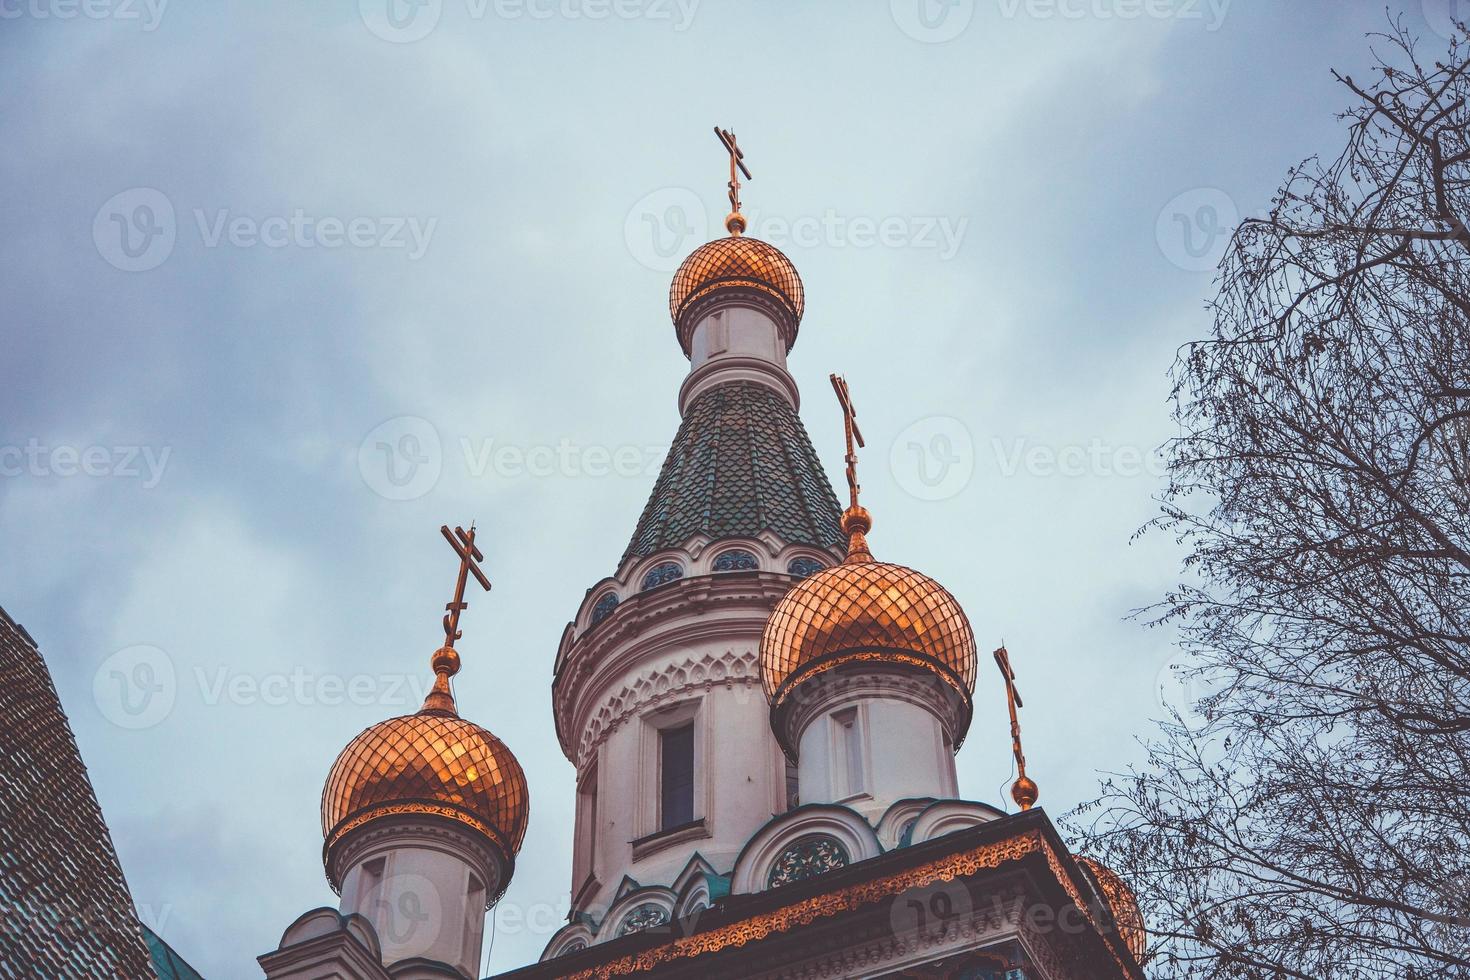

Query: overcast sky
<box><xmin>2</xmin><ymin>1</ymin><xmax>1454</xmax><ymax>975</ymax></box>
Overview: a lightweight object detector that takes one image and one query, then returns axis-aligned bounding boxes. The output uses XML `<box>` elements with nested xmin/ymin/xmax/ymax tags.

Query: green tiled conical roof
<box><xmin>623</xmin><ymin>381</ymin><xmax>844</xmax><ymax>562</ymax></box>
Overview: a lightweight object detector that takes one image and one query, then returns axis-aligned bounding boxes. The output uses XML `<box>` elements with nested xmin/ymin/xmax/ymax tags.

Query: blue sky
<box><xmin>1</xmin><ymin>1</ymin><xmax>1452</xmax><ymax>975</ymax></box>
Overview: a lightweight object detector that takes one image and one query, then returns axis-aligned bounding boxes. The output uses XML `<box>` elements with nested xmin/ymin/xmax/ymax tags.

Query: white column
<box><xmin>678</xmin><ymin>305</ymin><xmax>799</xmax><ymax>413</ymax></box>
<box><xmin>791</xmin><ymin>671</ymin><xmax>961</xmax><ymax>824</ymax></box>
<box><xmin>333</xmin><ymin>818</ymin><xmax>505</xmax><ymax>979</ymax></box>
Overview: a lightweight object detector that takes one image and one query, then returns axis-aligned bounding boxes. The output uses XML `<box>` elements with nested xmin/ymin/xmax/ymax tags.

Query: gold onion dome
<box><xmin>320</xmin><ymin>645</ymin><xmax>529</xmax><ymax>898</ymax></box>
<box><xmin>1075</xmin><ymin>856</ymin><xmax>1148</xmax><ymax>963</ymax></box>
<box><xmin>761</xmin><ymin>506</ymin><xmax>978</xmax><ymax>752</ymax></box>
<box><xmin>669</xmin><ymin>234</ymin><xmax>804</xmax><ymax>356</ymax></box>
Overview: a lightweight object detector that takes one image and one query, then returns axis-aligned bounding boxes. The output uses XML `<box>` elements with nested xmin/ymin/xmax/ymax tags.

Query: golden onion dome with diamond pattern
<box><xmin>669</xmin><ymin>235</ymin><xmax>804</xmax><ymax>356</ymax></box>
<box><xmin>761</xmin><ymin>506</ymin><xmax>978</xmax><ymax>751</ymax></box>
<box><xmin>320</xmin><ymin>646</ymin><xmax>529</xmax><ymax>897</ymax></box>
<box><xmin>1076</xmin><ymin>856</ymin><xmax>1148</xmax><ymax>963</ymax></box>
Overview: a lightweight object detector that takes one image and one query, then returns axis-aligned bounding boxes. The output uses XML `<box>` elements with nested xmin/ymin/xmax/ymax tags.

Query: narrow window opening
<box><xmin>660</xmin><ymin>723</ymin><xmax>695</xmax><ymax>830</ymax></box>
<box><xmin>833</xmin><ymin>708</ymin><xmax>864</xmax><ymax>798</ymax></box>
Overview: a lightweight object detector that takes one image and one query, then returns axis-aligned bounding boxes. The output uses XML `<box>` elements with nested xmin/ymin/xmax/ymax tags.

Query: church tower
<box><xmin>547</xmin><ymin>131</ymin><xmax>847</xmax><ymax>938</ymax></box>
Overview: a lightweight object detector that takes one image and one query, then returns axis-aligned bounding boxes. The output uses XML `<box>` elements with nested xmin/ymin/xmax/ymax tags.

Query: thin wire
<box><xmin>996</xmin><ymin>752</ymin><xmax>1017</xmax><ymax>813</ymax></box>
<box><xmin>480</xmin><ymin>904</ymin><xmax>497</xmax><ymax>978</ymax></box>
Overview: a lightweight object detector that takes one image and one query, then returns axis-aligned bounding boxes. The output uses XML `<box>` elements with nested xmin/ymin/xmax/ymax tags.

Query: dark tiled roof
<box><xmin>0</xmin><ymin>605</ymin><xmax>158</xmax><ymax>980</ymax></box>
<box><xmin>623</xmin><ymin>381</ymin><xmax>844</xmax><ymax>562</ymax></box>
<box><xmin>143</xmin><ymin>924</ymin><xmax>207</xmax><ymax>980</ymax></box>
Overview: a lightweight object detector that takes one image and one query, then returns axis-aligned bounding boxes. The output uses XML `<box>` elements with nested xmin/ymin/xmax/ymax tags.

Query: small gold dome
<box><xmin>1076</xmin><ymin>856</ymin><xmax>1147</xmax><ymax>963</ymax></box>
<box><xmin>761</xmin><ymin>511</ymin><xmax>977</xmax><ymax>748</ymax></box>
<box><xmin>669</xmin><ymin>235</ymin><xmax>804</xmax><ymax>355</ymax></box>
<box><xmin>321</xmin><ymin>709</ymin><xmax>529</xmax><ymax>891</ymax></box>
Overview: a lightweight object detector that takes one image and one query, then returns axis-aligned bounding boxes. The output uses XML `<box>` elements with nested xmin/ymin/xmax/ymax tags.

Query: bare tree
<box><xmin>1072</xmin><ymin>19</ymin><xmax>1470</xmax><ymax>979</ymax></box>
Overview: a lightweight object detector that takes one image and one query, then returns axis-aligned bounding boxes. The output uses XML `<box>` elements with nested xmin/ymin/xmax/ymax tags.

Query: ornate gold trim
<box><xmin>323</xmin><ymin>801</ymin><xmax>511</xmax><ymax>889</ymax></box>
<box><xmin>560</xmin><ymin>830</ymin><xmax>1132</xmax><ymax>979</ymax></box>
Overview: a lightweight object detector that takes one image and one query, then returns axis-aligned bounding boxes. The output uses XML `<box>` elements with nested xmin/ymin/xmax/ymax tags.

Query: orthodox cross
<box><xmin>440</xmin><ymin>524</ymin><xmax>491</xmax><ymax>648</ymax></box>
<box><xmin>993</xmin><ymin>644</ymin><xmax>1038</xmax><ymax>810</ymax></box>
<box><xmin>714</xmin><ymin>126</ymin><xmax>752</xmax><ymax>230</ymax></box>
<box><xmin>829</xmin><ymin>373</ymin><xmax>866</xmax><ymax>511</ymax></box>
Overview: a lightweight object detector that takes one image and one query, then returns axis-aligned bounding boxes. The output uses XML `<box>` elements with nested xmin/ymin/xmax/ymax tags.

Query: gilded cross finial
<box><xmin>830</xmin><ymin>373</ymin><xmax>865</xmax><ymax>511</ymax></box>
<box><xmin>994</xmin><ymin>644</ymin><xmax>1039</xmax><ymax>810</ymax></box>
<box><xmin>441</xmin><ymin>523</ymin><xmax>492</xmax><ymax>648</ymax></box>
<box><xmin>421</xmin><ymin>523</ymin><xmax>492</xmax><ymax>717</ymax></box>
<box><xmin>715</xmin><ymin>126</ymin><xmax>752</xmax><ymax>236</ymax></box>
<box><xmin>830</xmin><ymin>373</ymin><xmax>872</xmax><ymax>562</ymax></box>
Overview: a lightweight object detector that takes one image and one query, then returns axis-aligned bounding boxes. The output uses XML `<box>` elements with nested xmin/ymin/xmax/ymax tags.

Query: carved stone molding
<box><xmin>575</xmin><ymin>649</ymin><xmax>762</xmax><ymax>767</ymax></box>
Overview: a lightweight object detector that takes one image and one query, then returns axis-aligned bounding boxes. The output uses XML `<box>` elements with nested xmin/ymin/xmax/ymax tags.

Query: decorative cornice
<box><xmin>775</xmin><ymin>664</ymin><xmax>970</xmax><ymax>764</ymax></box>
<box><xmin>554</xmin><ymin>572</ymin><xmax>797</xmax><ymax>759</ymax></box>
<box><xmin>552</xmin><ymin>829</ymin><xmax>1135</xmax><ymax>980</ymax></box>
<box><xmin>325</xmin><ymin>810</ymin><xmax>511</xmax><ymax>908</ymax></box>
<box><xmin>576</xmin><ymin>649</ymin><xmax>762</xmax><ymax>768</ymax></box>
<box><xmin>678</xmin><ymin>354</ymin><xmax>800</xmax><ymax>415</ymax></box>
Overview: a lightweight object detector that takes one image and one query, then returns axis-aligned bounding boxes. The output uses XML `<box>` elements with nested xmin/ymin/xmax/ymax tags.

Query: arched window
<box><xmin>590</xmin><ymin>592</ymin><xmax>619</xmax><ymax>625</ymax></box>
<box><xmin>766</xmin><ymin>834</ymin><xmax>850</xmax><ymax>889</ymax></box>
<box><xmin>617</xmin><ymin>903</ymin><xmax>669</xmax><ymax>936</ymax></box>
<box><xmin>640</xmin><ymin>561</ymin><xmax>684</xmax><ymax>591</ymax></box>
<box><xmin>787</xmin><ymin>556</ymin><xmax>826</xmax><ymax>579</ymax></box>
<box><xmin>712</xmin><ymin>549</ymin><xmax>759</xmax><ymax>572</ymax></box>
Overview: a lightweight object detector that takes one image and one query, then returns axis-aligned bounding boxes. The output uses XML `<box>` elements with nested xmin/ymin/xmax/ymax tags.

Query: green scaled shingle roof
<box><xmin>623</xmin><ymin>381</ymin><xmax>844</xmax><ymax>562</ymax></box>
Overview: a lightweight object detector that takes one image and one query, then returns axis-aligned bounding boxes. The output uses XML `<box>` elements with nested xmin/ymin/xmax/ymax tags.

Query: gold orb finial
<box><xmin>1011</xmin><ymin>773</ymin><xmax>1039</xmax><ymax>810</ymax></box>
<box><xmin>725</xmin><ymin>211</ymin><xmax>747</xmax><ymax>235</ymax></box>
